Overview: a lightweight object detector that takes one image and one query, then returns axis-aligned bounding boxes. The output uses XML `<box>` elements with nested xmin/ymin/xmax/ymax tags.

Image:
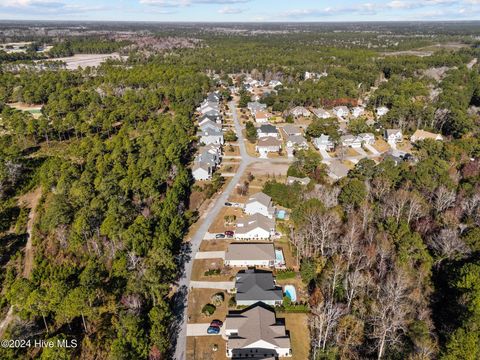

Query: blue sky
<box><xmin>0</xmin><ymin>0</ymin><xmax>479</xmax><ymax>21</ymax></box>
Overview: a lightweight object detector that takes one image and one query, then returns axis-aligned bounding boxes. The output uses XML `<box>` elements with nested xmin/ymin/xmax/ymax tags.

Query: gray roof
<box><xmin>328</xmin><ymin>160</ymin><xmax>350</xmax><ymax>179</ymax></box>
<box><xmin>286</xmin><ymin>176</ymin><xmax>310</xmax><ymax>185</ymax></box>
<box><xmin>258</xmin><ymin>124</ymin><xmax>278</xmax><ymax>134</ymax></box>
<box><xmin>225</xmin><ymin>243</ymin><xmax>276</xmax><ymax>262</ymax></box>
<box><xmin>236</xmin><ymin>213</ymin><xmax>275</xmax><ymax>235</ymax></box>
<box><xmin>247</xmin><ymin>192</ymin><xmax>272</xmax><ymax>207</ymax></box>
<box><xmin>287</xmin><ymin>134</ymin><xmax>307</xmax><ymax>145</ymax></box>
<box><xmin>226</xmin><ymin>304</ymin><xmax>291</xmax><ymax>352</ymax></box>
<box><xmin>235</xmin><ymin>270</ymin><xmax>283</xmax><ymax>302</ymax></box>
<box><xmin>385</xmin><ymin>129</ymin><xmax>402</xmax><ymax>137</ymax></box>
<box><xmin>282</xmin><ymin>124</ymin><xmax>302</xmax><ymax>136</ymax></box>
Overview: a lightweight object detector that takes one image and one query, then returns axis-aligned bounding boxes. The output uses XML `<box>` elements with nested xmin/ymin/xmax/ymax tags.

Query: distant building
<box><xmin>351</xmin><ymin>106</ymin><xmax>365</xmax><ymax>118</ymax></box>
<box><xmin>358</xmin><ymin>133</ymin><xmax>375</xmax><ymax>145</ymax></box>
<box><xmin>376</xmin><ymin>106</ymin><xmax>389</xmax><ymax>117</ymax></box>
<box><xmin>333</xmin><ymin>106</ymin><xmax>350</xmax><ymax>120</ymax></box>
<box><xmin>327</xmin><ymin>160</ymin><xmax>350</xmax><ymax>180</ymax></box>
<box><xmin>256</xmin><ymin>137</ymin><xmax>282</xmax><ymax>157</ymax></box>
<box><xmin>313</xmin><ymin>134</ymin><xmax>335</xmax><ymax>151</ymax></box>
<box><xmin>255</xmin><ymin>111</ymin><xmax>271</xmax><ymax>124</ymax></box>
<box><xmin>269</xmin><ymin>80</ymin><xmax>282</xmax><ymax>88</ymax></box>
<box><xmin>384</xmin><ymin>129</ymin><xmax>403</xmax><ymax>144</ymax></box>
<box><xmin>282</xmin><ymin>124</ymin><xmax>302</xmax><ymax>137</ymax></box>
<box><xmin>257</xmin><ymin>124</ymin><xmax>279</xmax><ymax>139</ymax></box>
<box><xmin>247</xmin><ymin>101</ymin><xmax>267</xmax><ymax>115</ymax></box>
<box><xmin>289</xmin><ymin>106</ymin><xmax>311</xmax><ymax>118</ymax></box>
<box><xmin>286</xmin><ymin>134</ymin><xmax>308</xmax><ymax>150</ymax></box>
<box><xmin>312</xmin><ymin>108</ymin><xmax>331</xmax><ymax>119</ymax></box>
<box><xmin>286</xmin><ymin>176</ymin><xmax>311</xmax><ymax>186</ymax></box>
<box><xmin>234</xmin><ymin>269</ymin><xmax>283</xmax><ymax>306</ymax></box>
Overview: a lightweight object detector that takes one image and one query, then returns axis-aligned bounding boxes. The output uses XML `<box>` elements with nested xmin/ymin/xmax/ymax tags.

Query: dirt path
<box><xmin>0</xmin><ymin>187</ymin><xmax>42</xmax><ymax>337</ymax></box>
<box><xmin>19</xmin><ymin>187</ymin><xmax>42</xmax><ymax>278</ymax></box>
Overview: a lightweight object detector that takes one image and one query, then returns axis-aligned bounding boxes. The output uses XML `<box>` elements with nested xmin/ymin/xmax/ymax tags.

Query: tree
<box><xmin>339</xmin><ymin>179</ymin><xmax>367</xmax><ymax>208</ymax></box>
<box><xmin>245</xmin><ymin>121</ymin><xmax>257</xmax><ymax>142</ymax></box>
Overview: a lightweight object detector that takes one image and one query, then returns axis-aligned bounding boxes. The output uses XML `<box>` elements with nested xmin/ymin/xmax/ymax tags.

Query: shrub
<box><xmin>211</xmin><ymin>292</ymin><xmax>225</xmax><ymax>306</ymax></box>
<box><xmin>228</xmin><ymin>296</ymin><xmax>236</xmax><ymax>308</ymax></box>
<box><xmin>202</xmin><ymin>303</ymin><xmax>216</xmax><ymax>316</ymax></box>
<box><xmin>204</xmin><ymin>269</ymin><xmax>221</xmax><ymax>276</ymax></box>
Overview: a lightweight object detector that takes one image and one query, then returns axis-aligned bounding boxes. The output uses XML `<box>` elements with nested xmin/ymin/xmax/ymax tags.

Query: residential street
<box><xmin>173</xmin><ymin>101</ymin><xmax>253</xmax><ymax>360</ymax></box>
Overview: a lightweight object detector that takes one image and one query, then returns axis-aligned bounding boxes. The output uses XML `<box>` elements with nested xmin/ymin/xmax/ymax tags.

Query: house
<box><xmin>257</xmin><ymin>124</ymin><xmax>279</xmax><ymax>139</ymax></box>
<box><xmin>192</xmin><ymin>162</ymin><xmax>212</xmax><ymax>181</ymax></box>
<box><xmin>202</xmin><ymin>109</ymin><xmax>221</xmax><ymax>121</ymax></box>
<box><xmin>384</xmin><ymin>129</ymin><xmax>403</xmax><ymax>144</ymax></box>
<box><xmin>198</xmin><ymin>101</ymin><xmax>219</xmax><ymax>114</ymax></box>
<box><xmin>282</xmin><ymin>124</ymin><xmax>302</xmax><ymax>137</ymax></box>
<box><xmin>206</xmin><ymin>92</ymin><xmax>221</xmax><ymax>102</ymax></box>
<box><xmin>198</xmin><ymin>113</ymin><xmax>222</xmax><ymax>124</ymax></box>
<box><xmin>286</xmin><ymin>135</ymin><xmax>308</xmax><ymax>150</ymax></box>
<box><xmin>199</xmin><ymin>119</ymin><xmax>222</xmax><ymax>132</ymax></box>
<box><xmin>376</xmin><ymin>106</ymin><xmax>389</xmax><ymax>117</ymax></box>
<box><xmin>245</xmin><ymin>192</ymin><xmax>275</xmax><ymax>219</ymax></box>
<box><xmin>312</xmin><ymin>108</ymin><xmax>331</xmax><ymax>119</ymax></box>
<box><xmin>202</xmin><ymin>143</ymin><xmax>222</xmax><ymax>157</ymax></box>
<box><xmin>327</xmin><ymin>160</ymin><xmax>350</xmax><ymax>180</ymax></box>
<box><xmin>234</xmin><ymin>270</ymin><xmax>283</xmax><ymax>306</ymax></box>
<box><xmin>340</xmin><ymin>135</ymin><xmax>362</xmax><ymax>148</ymax></box>
<box><xmin>358</xmin><ymin>133</ymin><xmax>375</xmax><ymax>145</ymax></box>
<box><xmin>313</xmin><ymin>134</ymin><xmax>335</xmax><ymax>151</ymax></box>
<box><xmin>235</xmin><ymin>214</ymin><xmax>275</xmax><ymax>240</ymax></box>
<box><xmin>269</xmin><ymin>80</ymin><xmax>282</xmax><ymax>88</ymax></box>
<box><xmin>248</xmin><ymin>101</ymin><xmax>267</xmax><ymax>115</ymax></box>
<box><xmin>351</xmin><ymin>106</ymin><xmax>365</xmax><ymax>118</ymax></box>
<box><xmin>225</xmin><ymin>304</ymin><xmax>292</xmax><ymax>358</ymax></box>
<box><xmin>286</xmin><ymin>176</ymin><xmax>310</xmax><ymax>186</ymax></box>
<box><xmin>333</xmin><ymin>106</ymin><xmax>350</xmax><ymax>120</ymax></box>
<box><xmin>198</xmin><ymin>128</ymin><xmax>224</xmax><ymax>145</ymax></box>
<box><xmin>256</xmin><ymin>137</ymin><xmax>282</xmax><ymax>157</ymax></box>
<box><xmin>255</xmin><ymin>111</ymin><xmax>271</xmax><ymax>124</ymax></box>
<box><xmin>289</xmin><ymin>106</ymin><xmax>311</xmax><ymax>118</ymax></box>
<box><xmin>410</xmin><ymin>129</ymin><xmax>443</xmax><ymax>143</ymax></box>
<box><xmin>224</xmin><ymin>243</ymin><xmax>276</xmax><ymax>268</ymax></box>
<box><xmin>196</xmin><ymin>150</ymin><xmax>220</xmax><ymax>167</ymax></box>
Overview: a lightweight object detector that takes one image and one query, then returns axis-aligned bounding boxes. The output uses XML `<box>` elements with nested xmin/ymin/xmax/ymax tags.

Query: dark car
<box><xmin>207</xmin><ymin>326</ymin><xmax>221</xmax><ymax>335</ymax></box>
<box><xmin>224</xmin><ymin>230</ymin><xmax>234</xmax><ymax>237</ymax></box>
<box><xmin>210</xmin><ymin>320</ymin><xmax>223</xmax><ymax>327</ymax></box>
<box><xmin>215</xmin><ymin>233</ymin><xmax>226</xmax><ymax>239</ymax></box>
<box><xmin>225</xmin><ymin>202</ymin><xmax>232</xmax><ymax>206</ymax></box>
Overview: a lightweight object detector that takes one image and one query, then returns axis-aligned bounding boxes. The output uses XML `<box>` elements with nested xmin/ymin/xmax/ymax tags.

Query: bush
<box><xmin>204</xmin><ymin>269</ymin><xmax>221</xmax><ymax>276</ymax></box>
<box><xmin>202</xmin><ymin>303</ymin><xmax>216</xmax><ymax>316</ymax></box>
<box><xmin>228</xmin><ymin>296</ymin><xmax>236</xmax><ymax>308</ymax></box>
<box><xmin>276</xmin><ymin>268</ymin><xmax>296</xmax><ymax>280</ymax></box>
<box><xmin>211</xmin><ymin>292</ymin><xmax>225</xmax><ymax>306</ymax></box>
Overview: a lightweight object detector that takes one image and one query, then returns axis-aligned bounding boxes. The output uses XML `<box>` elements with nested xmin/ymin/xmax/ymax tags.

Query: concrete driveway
<box><xmin>319</xmin><ymin>149</ymin><xmax>331</xmax><ymax>160</ymax></box>
<box><xmin>186</xmin><ymin>323</ymin><xmax>222</xmax><ymax>337</ymax></box>
<box><xmin>364</xmin><ymin>143</ymin><xmax>380</xmax><ymax>155</ymax></box>
<box><xmin>195</xmin><ymin>251</ymin><xmax>226</xmax><ymax>259</ymax></box>
<box><xmin>190</xmin><ymin>281</ymin><xmax>235</xmax><ymax>290</ymax></box>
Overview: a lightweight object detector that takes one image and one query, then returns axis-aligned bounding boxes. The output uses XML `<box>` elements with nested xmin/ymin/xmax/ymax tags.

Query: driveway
<box><xmin>190</xmin><ymin>281</ymin><xmax>235</xmax><ymax>290</ymax></box>
<box><xmin>174</xmin><ymin>101</ymin><xmax>254</xmax><ymax>360</ymax></box>
<box><xmin>319</xmin><ymin>149</ymin><xmax>331</xmax><ymax>160</ymax></box>
<box><xmin>355</xmin><ymin>147</ymin><xmax>368</xmax><ymax>156</ymax></box>
<box><xmin>187</xmin><ymin>323</ymin><xmax>222</xmax><ymax>337</ymax></box>
<box><xmin>195</xmin><ymin>251</ymin><xmax>225</xmax><ymax>260</ymax></box>
<box><xmin>364</xmin><ymin>143</ymin><xmax>380</xmax><ymax>155</ymax></box>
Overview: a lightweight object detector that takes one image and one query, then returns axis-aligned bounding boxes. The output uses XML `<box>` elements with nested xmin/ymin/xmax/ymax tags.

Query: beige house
<box><xmin>224</xmin><ymin>243</ymin><xmax>276</xmax><ymax>268</ymax></box>
<box><xmin>410</xmin><ymin>129</ymin><xmax>443</xmax><ymax>143</ymax></box>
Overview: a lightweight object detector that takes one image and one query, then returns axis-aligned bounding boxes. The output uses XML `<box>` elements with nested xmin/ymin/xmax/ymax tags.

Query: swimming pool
<box><xmin>284</xmin><ymin>285</ymin><xmax>297</xmax><ymax>302</ymax></box>
<box><xmin>276</xmin><ymin>210</ymin><xmax>286</xmax><ymax>219</ymax></box>
<box><xmin>275</xmin><ymin>249</ymin><xmax>285</xmax><ymax>267</ymax></box>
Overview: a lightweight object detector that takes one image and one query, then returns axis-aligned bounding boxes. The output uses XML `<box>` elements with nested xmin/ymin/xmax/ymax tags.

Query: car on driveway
<box><xmin>215</xmin><ymin>233</ymin><xmax>226</xmax><ymax>239</ymax></box>
<box><xmin>207</xmin><ymin>326</ymin><xmax>221</xmax><ymax>335</ymax></box>
<box><xmin>210</xmin><ymin>320</ymin><xmax>223</xmax><ymax>327</ymax></box>
<box><xmin>225</xmin><ymin>202</ymin><xmax>232</xmax><ymax>206</ymax></box>
<box><xmin>224</xmin><ymin>230</ymin><xmax>234</xmax><ymax>237</ymax></box>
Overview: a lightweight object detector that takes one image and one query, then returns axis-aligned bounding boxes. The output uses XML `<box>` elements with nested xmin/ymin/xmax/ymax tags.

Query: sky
<box><xmin>0</xmin><ymin>0</ymin><xmax>479</xmax><ymax>22</ymax></box>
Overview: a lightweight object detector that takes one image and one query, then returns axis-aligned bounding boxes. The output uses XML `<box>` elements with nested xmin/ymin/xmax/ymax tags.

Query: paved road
<box><xmin>195</xmin><ymin>251</ymin><xmax>225</xmax><ymax>259</ymax></box>
<box><xmin>190</xmin><ymin>281</ymin><xmax>235</xmax><ymax>290</ymax></box>
<box><xmin>173</xmin><ymin>101</ymin><xmax>254</xmax><ymax>360</ymax></box>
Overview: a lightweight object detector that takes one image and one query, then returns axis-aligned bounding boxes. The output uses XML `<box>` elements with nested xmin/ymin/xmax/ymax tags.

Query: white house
<box><xmin>245</xmin><ymin>192</ymin><xmax>275</xmax><ymax>219</ymax></box>
<box><xmin>384</xmin><ymin>129</ymin><xmax>403</xmax><ymax>144</ymax></box>
<box><xmin>224</xmin><ymin>243</ymin><xmax>276</xmax><ymax>268</ymax></box>
<box><xmin>312</xmin><ymin>108</ymin><xmax>331</xmax><ymax>119</ymax></box>
<box><xmin>269</xmin><ymin>80</ymin><xmax>282</xmax><ymax>88</ymax></box>
<box><xmin>358</xmin><ymin>133</ymin><xmax>375</xmax><ymax>145</ymax></box>
<box><xmin>333</xmin><ymin>106</ymin><xmax>350</xmax><ymax>120</ymax></box>
<box><xmin>235</xmin><ymin>214</ymin><xmax>275</xmax><ymax>240</ymax></box>
<box><xmin>257</xmin><ymin>124</ymin><xmax>279</xmax><ymax>139</ymax></box>
<box><xmin>198</xmin><ymin>128</ymin><xmax>224</xmax><ymax>145</ymax></box>
<box><xmin>225</xmin><ymin>304</ymin><xmax>292</xmax><ymax>358</ymax></box>
<box><xmin>289</xmin><ymin>106</ymin><xmax>311</xmax><ymax>118</ymax></box>
<box><xmin>192</xmin><ymin>162</ymin><xmax>212</xmax><ymax>181</ymax></box>
<box><xmin>376</xmin><ymin>106</ymin><xmax>389</xmax><ymax>117</ymax></box>
<box><xmin>341</xmin><ymin>134</ymin><xmax>362</xmax><ymax>148</ymax></box>
<box><xmin>256</xmin><ymin>137</ymin><xmax>282</xmax><ymax>157</ymax></box>
<box><xmin>247</xmin><ymin>101</ymin><xmax>267</xmax><ymax>115</ymax></box>
<box><xmin>199</xmin><ymin>119</ymin><xmax>221</xmax><ymax>132</ymax></box>
<box><xmin>410</xmin><ymin>129</ymin><xmax>443</xmax><ymax>143</ymax></box>
<box><xmin>286</xmin><ymin>176</ymin><xmax>311</xmax><ymax>186</ymax></box>
<box><xmin>351</xmin><ymin>106</ymin><xmax>365</xmax><ymax>118</ymax></box>
<box><xmin>313</xmin><ymin>134</ymin><xmax>335</xmax><ymax>151</ymax></box>
<box><xmin>255</xmin><ymin>111</ymin><xmax>270</xmax><ymax>124</ymax></box>
<box><xmin>286</xmin><ymin>135</ymin><xmax>308</xmax><ymax>150</ymax></box>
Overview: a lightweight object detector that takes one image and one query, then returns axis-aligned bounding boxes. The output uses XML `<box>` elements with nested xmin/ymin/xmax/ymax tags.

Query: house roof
<box><xmin>199</xmin><ymin>119</ymin><xmax>221</xmax><ymax>131</ymax></box>
<box><xmin>226</xmin><ymin>303</ymin><xmax>291</xmax><ymax>351</ymax></box>
<box><xmin>385</xmin><ymin>129</ymin><xmax>402</xmax><ymax>137</ymax></box>
<box><xmin>411</xmin><ymin>129</ymin><xmax>443</xmax><ymax>141</ymax></box>
<box><xmin>287</xmin><ymin>134</ymin><xmax>307</xmax><ymax>145</ymax></box>
<box><xmin>257</xmin><ymin>137</ymin><xmax>282</xmax><ymax>148</ymax></box>
<box><xmin>192</xmin><ymin>162</ymin><xmax>210</xmax><ymax>173</ymax></box>
<box><xmin>258</xmin><ymin>124</ymin><xmax>278</xmax><ymax>134</ymax></box>
<box><xmin>247</xmin><ymin>192</ymin><xmax>272</xmax><ymax>207</ymax></box>
<box><xmin>236</xmin><ymin>214</ymin><xmax>275</xmax><ymax>235</ymax></box>
<box><xmin>314</xmin><ymin>134</ymin><xmax>333</xmax><ymax>144</ymax></box>
<box><xmin>312</xmin><ymin>108</ymin><xmax>331</xmax><ymax>118</ymax></box>
<box><xmin>198</xmin><ymin>128</ymin><xmax>223</xmax><ymax>137</ymax></box>
<box><xmin>286</xmin><ymin>176</ymin><xmax>310</xmax><ymax>185</ymax></box>
<box><xmin>282</xmin><ymin>124</ymin><xmax>302</xmax><ymax>136</ymax></box>
<box><xmin>255</xmin><ymin>111</ymin><xmax>270</xmax><ymax>119</ymax></box>
<box><xmin>235</xmin><ymin>270</ymin><xmax>283</xmax><ymax>302</ymax></box>
<box><xmin>328</xmin><ymin>160</ymin><xmax>349</xmax><ymax>179</ymax></box>
<box><xmin>225</xmin><ymin>243</ymin><xmax>276</xmax><ymax>262</ymax></box>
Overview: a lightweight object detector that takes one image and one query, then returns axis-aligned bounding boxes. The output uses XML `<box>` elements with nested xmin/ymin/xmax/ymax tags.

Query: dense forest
<box><xmin>0</xmin><ymin>23</ymin><xmax>479</xmax><ymax>359</ymax></box>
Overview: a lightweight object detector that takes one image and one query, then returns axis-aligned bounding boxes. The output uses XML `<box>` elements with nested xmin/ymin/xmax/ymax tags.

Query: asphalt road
<box><xmin>173</xmin><ymin>101</ymin><xmax>253</xmax><ymax>360</ymax></box>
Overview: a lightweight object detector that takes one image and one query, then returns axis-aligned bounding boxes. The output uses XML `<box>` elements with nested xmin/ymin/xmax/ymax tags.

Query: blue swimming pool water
<box><xmin>275</xmin><ymin>249</ymin><xmax>284</xmax><ymax>262</ymax></box>
<box><xmin>276</xmin><ymin>210</ymin><xmax>286</xmax><ymax>219</ymax></box>
<box><xmin>284</xmin><ymin>285</ymin><xmax>297</xmax><ymax>302</ymax></box>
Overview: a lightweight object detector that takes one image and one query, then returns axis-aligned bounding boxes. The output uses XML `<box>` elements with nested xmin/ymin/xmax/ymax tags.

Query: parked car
<box><xmin>225</xmin><ymin>202</ymin><xmax>232</xmax><ymax>206</ymax></box>
<box><xmin>215</xmin><ymin>233</ymin><xmax>226</xmax><ymax>239</ymax></box>
<box><xmin>210</xmin><ymin>320</ymin><xmax>223</xmax><ymax>327</ymax></box>
<box><xmin>207</xmin><ymin>326</ymin><xmax>220</xmax><ymax>334</ymax></box>
<box><xmin>224</xmin><ymin>230</ymin><xmax>234</xmax><ymax>237</ymax></box>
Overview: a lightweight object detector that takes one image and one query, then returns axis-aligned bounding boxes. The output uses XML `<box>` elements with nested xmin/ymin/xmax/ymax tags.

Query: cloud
<box><xmin>0</xmin><ymin>0</ymin><xmax>109</xmax><ymax>15</ymax></box>
<box><xmin>139</xmin><ymin>0</ymin><xmax>250</xmax><ymax>6</ymax></box>
<box><xmin>218</xmin><ymin>6</ymin><xmax>243</xmax><ymax>14</ymax></box>
<box><xmin>280</xmin><ymin>3</ymin><xmax>379</xmax><ymax>18</ymax></box>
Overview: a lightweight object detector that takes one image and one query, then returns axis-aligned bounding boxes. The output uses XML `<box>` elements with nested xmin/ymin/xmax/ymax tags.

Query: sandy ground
<box><xmin>45</xmin><ymin>53</ymin><xmax>127</xmax><ymax>70</ymax></box>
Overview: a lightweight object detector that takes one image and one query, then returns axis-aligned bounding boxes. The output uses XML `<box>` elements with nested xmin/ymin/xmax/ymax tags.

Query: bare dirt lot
<box><xmin>45</xmin><ymin>53</ymin><xmax>127</xmax><ymax>70</ymax></box>
<box><xmin>186</xmin><ymin>336</ymin><xmax>226</xmax><ymax>360</ymax></box>
<box><xmin>191</xmin><ymin>259</ymin><xmax>235</xmax><ymax>282</ymax></box>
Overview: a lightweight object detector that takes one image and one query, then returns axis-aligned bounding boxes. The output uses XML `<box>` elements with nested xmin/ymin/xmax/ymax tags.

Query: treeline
<box><xmin>0</xmin><ymin>61</ymin><xmax>209</xmax><ymax>359</ymax></box>
<box><xmin>263</xmin><ymin>137</ymin><xmax>480</xmax><ymax>359</ymax></box>
<box><xmin>48</xmin><ymin>38</ymin><xmax>130</xmax><ymax>57</ymax></box>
